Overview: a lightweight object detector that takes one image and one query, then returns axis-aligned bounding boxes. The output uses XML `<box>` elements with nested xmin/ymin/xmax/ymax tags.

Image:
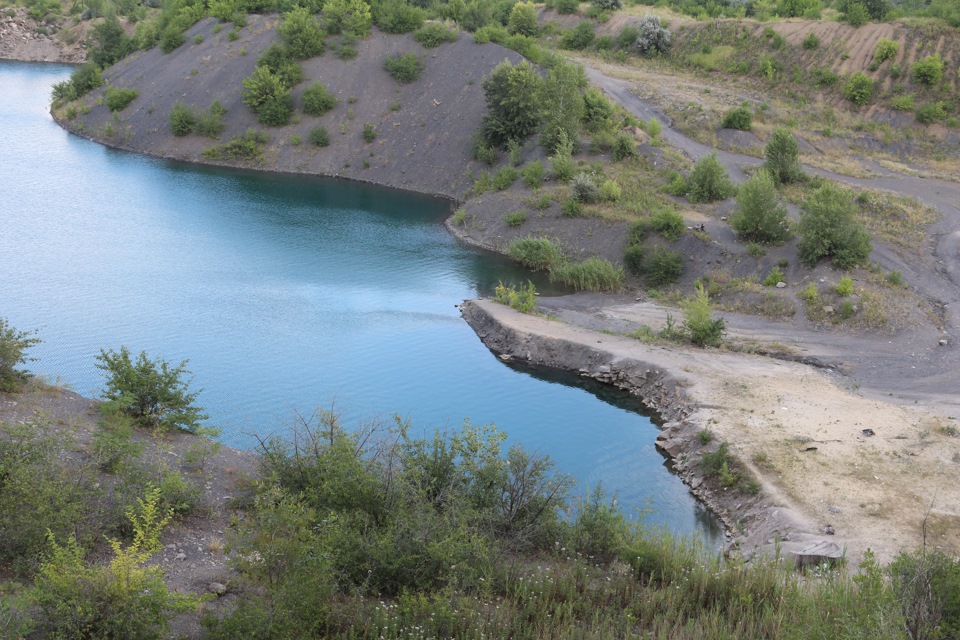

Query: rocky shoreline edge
<box><xmin>460</xmin><ymin>298</ymin><xmax>847</xmax><ymax>568</ymax></box>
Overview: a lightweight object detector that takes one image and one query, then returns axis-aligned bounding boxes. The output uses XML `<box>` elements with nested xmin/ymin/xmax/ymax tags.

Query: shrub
<box><xmin>310</xmin><ymin>125</ymin><xmax>330</xmax><ymax>146</ymax></box>
<box><xmin>797</xmin><ymin>183</ymin><xmax>872</xmax><ymax>269</ymax></box>
<box><xmin>413</xmin><ymin>22</ymin><xmax>457</xmax><ymax>47</ymax></box>
<box><xmin>644</xmin><ymin>247</ymin><xmax>683</xmax><ymax>286</ymax></box>
<box><xmin>646</xmin><ymin>117</ymin><xmax>663</xmax><ymax>138</ymax></box>
<box><xmin>492</xmin><ymin>166</ymin><xmax>519</xmax><ymax>190</ymax></box>
<box><xmin>600</xmin><ymin>179</ymin><xmax>621</xmax><ymax>202</ymax></box>
<box><xmin>522</xmin><ymin>161</ymin><xmax>544</xmax><ymax>187</ymax></box>
<box><xmin>561</xmin><ymin>21</ymin><xmax>594</xmax><ymax>50</ymax></box>
<box><xmin>843</xmin><ymin>1</ymin><xmax>869</xmax><ymax>25</ymax></box>
<box><xmin>721</xmin><ymin>106</ymin><xmax>752</xmax><ymax>131</ymax></box>
<box><xmin>843</xmin><ymin>71</ymin><xmax>874</xmax><ymax>106</ymax></box>
<box><xmin>539</xmin><ymin>61</ymin><xmax>584</xmax><ymax>155</ymax></box>
<box><xmin>624</xmin><ymin>245</ymin><xmax>645</xmax><ymax>276</ymax></box>
<box><xmin>503</xmin><ymin>210</ymin><xmax>527</xmax><ymax>227</ymax></box>
<box><xmin>562</xmin><ymin>198</ymin><xmax>583</xmax><ymax>217</ymax></box>
<box><xmin>912</xmin><ymin>54</ymin><xmax>944</xmax><ymax>85</ymax></box>
<box><xmin>651</xmin><ymin>208</ymin><xmax>684</xmax><ymax>241</ymax></box>
<box><xmin>321</xmin><ymin>0</ymin><xmax>372</xmax><ymax>37</ymax></box>
<box><xmin>802</xmin><ymin>32</ymin><xmax>820</xmax><ymax>50</ymax></box>
<box><xmin>549</xmin><ymin>130</ymin><xmax>575</xmax><ymax>182</ymax></box>
<box><xmin>873</xmin><ymin>38</ymin><xmax>898</xmax><ymax>65</ymax></box>
<box><xmin>362</xmin><ymin>122</ymin><xmax>376</xmax><ymax>142</ymax></box>
<box><xmin>572</xmin><ymin>172</ymin><xmax>600</xmax><ymax>203</ymax></box>
<box><xmin>592</xmin><ymin>0</ymin><xmax>621</xmax><ymax>8</ymax></box>
<box><xmin>890</xmin><ymin>94</ymin><xmax>915</xmax><ymax>111</ymax></box>
<box><xmin>835</xmin><ymin>276</ymin><xmax>854</xmax><ymax>296</ymax></box>
<box><xmin>508</xmin><ymin>139</ymin><xmax>523</xmax><ymax>166</ymax></box>
<box><xmin>764</xmin><ymin>127</ymin><xmax>803</xmax><ymax>184</ymax></box>
<box><xmin>202</xmin><ymin>129</ymin><xmax>270</xmax><ymax>161</ymax></box>
<box><xmin>556</xmin><ymin>0</ymin><xmax>579</xmax><ymax>13</ymax></box>
<box><xmin>51</xmin><ymin>63</ymin><xmax>102</xmax><ymax>103</ymax></box>
<box><xmin>195</xmin><ymin>101</ymin><xmax>227</xmax><ymax>138</ymax></box>
<box><xmin>301</xmin><ymin>82</ymin><xmax>337</xmax><ymax>115</ymax></box>
<box><xmin>480</xmin><ymin>59</ymin><xmax>543</xmax><ymax>147</ymax></box>
<box><xmin>683</xmin><ymin>282</ymin><xmax>725</xmax><ymax>346</ymax></box>
<box><xmin>635</xmin><ymin>14</ymin><xmax>671</xmax><ymax>55</ymax></box>
<box><xmin>375</xmin><ymin>0</ymin><xmax>424</xmax><ymax>33</ymax></box>
<box><xmin>278</xmin><ymin>6</ymin><xmax>326</xmax><ymax>59</ymax></box>
<box><xmin>627</xmin><ymin>219</ymin><xmax>652</xmax><ymax>247</ymax></box>
<box><xmin>763</xmin><ymin>266</ymin><xmax>784</xmax><ymax>286</ymax></box>
<box><xmin>916</xmin><ymin>101</ymin><xmax>946</xmax><ymax>124</ymax></box>
<box><xmin>550</xmin><ymin>257</ymin><xmax>623</xmax><ymax>291</ymax></box>
<box><xmin>508</xmin><ymin>236</ymin><xmax>564</xmax><ymax>271</ymax></box>
<box><xmin>169</xmin><ymin>102</ymin><xmax>196</xmax><ymax>136</ymax></box>
<box><xmin>889</xmin><ymin>548</ymin><xmax>960</xmax><ymax>640</ymax></box>
<box><xmin>95</xmin><ymin>347</ymin><xmax>208</xmax><ymax>433</ymax></box>
<box><xmin>242</xmin><ymin>66</ymin><xmax>293</xmax><ymax>126</ymax></box>
<box><xmin>612</xmin><ymin>132</ymin><xmax>635</xmax><ymax>160</ymax></box>
<box><xmin>32</xmin><ymin>489</ymin><xmax>198</xmax><ymax>639</ymax></box>
<box><xmin>0</xmin><ymin>318</ymin><xmax>39</xmax><ymax>392</ymax></box>
<box><xmin>508</xmin><ymin>1</ymin><xmax>538</xmax><ymax>36</ymax></box>
<box><xmin>665</xmin><ymin>172</ymin><xmax>687</xmax><ymax>196</ymax></box>
<box><xmin>384</xmin><ymin>52</ymin><xmax>425</xmax><ymax>83</ymax></box>
<box><xmin>730</xmin><ymin>170</ymin><xmax>790</xmax><ymax>244</ymax></box>
<box><xmin>687</xmin><ymin>152</ymin><xmax>734</xmax><ymax>203</ymax></box>
<box><xmin>104</xmin><ymin>86</ymin><xmax>139</xmax><ymax>112</ymax></box>
<box><xmin>494</xmin><ymin>281</ymin><xmax>537</xmax><ymax>312</ymax></box>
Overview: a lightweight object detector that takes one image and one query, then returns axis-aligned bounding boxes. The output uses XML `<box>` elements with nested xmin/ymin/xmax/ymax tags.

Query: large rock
<box><xmin>790</xmin><ymin>540</ymin><xmax>844</xmax><ymax>568</ymax></box>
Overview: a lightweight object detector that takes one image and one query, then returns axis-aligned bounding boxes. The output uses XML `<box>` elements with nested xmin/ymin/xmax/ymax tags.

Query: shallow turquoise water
<box><xmin>0</xmin><ymin>60</ymin><xmax>719</xmax><ymax>538</ymax></box>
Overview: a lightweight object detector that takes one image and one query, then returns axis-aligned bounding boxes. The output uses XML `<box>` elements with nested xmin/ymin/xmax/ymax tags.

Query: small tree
<box><xmin>683</xmin><ymin>282</ymin><xmax>725</xmax><ymax>347</ymax></box>
<box><xmin>912</xmin><ymin>54</ymin><xmax>944</xmax><ymax>85</ymax></box>
<box><xmin>278</xmin><ymin>7</ymin><xmax>326</xmax><ymax>59</ymax></box>
<box><xmin>721</xmin><ymin>106</ymin><xmax>752</xmax><ymax>131</ymax></box>
<box><xmin>321</xmin><ymin>0</ymin><xmax>372</xmax><ymax>37</ymax></box>
<box><xmin>508</xmin><ymin>1</ymin><xmax>539</xmax><ymax>36</ymax></box>
<box><xmin>730</xmin><ymin>170</ymin><xmax>790</xmax><ymax>244</ymax></box>
<box><xmin>635</xmin><ymin>15</ymin><xmax>671</xmax><ymax>55</ymax></box>
<box><xmin>539</xmin><ymin>60</ymin><xmax>585</xmax><ymax>155</ymax></box>
<box><xmin>687</xmin><ymin>152</ymin><xmax>734</xmax><ymax>203</ymax></box>
<box><xmin>242</xmin><ymin>66</ymin><xmax>293</xmax><ymax>126</ymax></box>
<box><xmin>796</xmin><ymin>183</ymin><xmax>872</xmax><ymax>269</ymax></box>
<box><xmin>763</xmin><ymin>127</ymin><xmax>803</xmax><ymax>184</ymax></box>
<box><xmin>843</xmin><ymin>71</ymin><xmax>874</xmax><ymax>106</ymax></box>
<box><xmin>0</xmin><ymin>318</ymin><xmax>39</xmax><ymax>393</ymax></box>
<box><xmin>383</xmin><ymin>52</ymin><xmax>425</xmax><ymax>83</ymax></box>
<box><xmin>96</xmin><ymin>347</ymin><xmax>208</xmax><ymax>433</ymax></box>
<box><xmin>480</xmin><ymin>60</ymin><xmax>544</xmax><ymax>148</ymax></box>
<box><xmin>301</xmin><ymin>82</ymin><xmax>338</xmax><ymax>115</ymax></box>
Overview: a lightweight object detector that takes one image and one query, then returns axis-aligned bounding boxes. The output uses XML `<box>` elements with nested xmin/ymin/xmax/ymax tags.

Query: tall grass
<box><xmin>550</xmin><ymin>257</ymin><xmax>623</xmax><ymax>291</ymax></box>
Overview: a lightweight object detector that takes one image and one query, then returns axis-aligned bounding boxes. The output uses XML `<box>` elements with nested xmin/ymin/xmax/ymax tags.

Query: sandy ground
<box><xmin>0</xmin><ymin>7</ymin><xmax>87</xmax><ymax>63</ymax></box>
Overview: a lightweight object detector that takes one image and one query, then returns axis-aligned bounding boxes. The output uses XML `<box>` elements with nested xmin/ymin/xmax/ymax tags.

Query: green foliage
<box><xmin>508</xmin><ymin>236</ymin><xmax>564</xmax><ymax>271</ymax></box>
<box><xmin>104</xmin><ymin>86</ymin><xmax>139</xmax><ymax>112</ymax></box>
<box><xmin>384</xmin><ymin>52</ymin><xmax>425</xmax><ymax>83</ymax></box>
<box><xmin>169</xmin><ymin>101</ymin><xmax>197</xmax><ymax>136</ymax></box>
<box><xmin>561</xmin><ymin>20</ymin><xmax>595</xmax><ymax>50</ymax></box>
<box><xmin>665</xmin><ymin>172</ymin><xmax>687</xmax><ymax>196</ymax></box>
<box><xmin>731</xmin><ymin>170</ymin><xmax>790</xmax><ymax>244</ymax></box>
<box><xmin>508</xmin><ymin>1</ymin><xmax>538</xmax><ymax>36</ymax></box>
<box><xmin>31</xmin><ymin>488</ymin><xmax>198</xmax><ymax>640</ymax></box>
<box><xmin>612</xmin><ymin>132</ymin><xmax>636</xmax><ymax>161</ymax></box>
<box><xmin>683</xmin><ymin>282</ymin><xmax>725</xmax><ymax>347</ymax></box>
<box><xmin>413</xmin><ymin>22</ymin><xmax>457</xmax><ymax>47</ymax></box>
<box><xmin>539</xmin><ymin>60</ymin><xmax>585</xmax><ymax>155</ymax></box>
<box><xmin>873</xmin><ymin>38</ymin><xmax>898</xmax><ymax>65</ymax></box>
<box><xmin>95</xmin><ymin>346</ymin><xmax>208</xmax><ymax>433</ymax></box>
<box><xmin>645</xmin><ymin>117</ymin><xmax>663</xmax><ymax>138</ymax></box>
<box><xmin>802</xmin><ymin>32</ymin><xmax>820</xmax><ymax>50</ymax></box>
<box><xmin>763</xmin><ymin>266</ymin><xmax>784</xmax><ymax>286</ymax></box>
<box><xmin>600</xmin><ymin>179</ymin><xmax>621</xmax><ymax>202</ymax></box>
<box><xmin>550</xmin><ymin>257</ymin><xmax>623</xmax><ymax>291</ymax></box>
<box><xmin>51</xmin><ymin>63</ymin><xmax>102</xmax><ymax>104</ymax></box>
<box><xmin>572</xmin><ymin>172</ymin><xmax>600</xmax><ymax>203</ymax></box>
<box><xmin>890</xmin><ymin>94</ymin><xmax>915</xmax><ymax>111</ymax></box>
<box><xmin>93</xmin><ymin>419</ymin><xmax>145</xmax><ymax>474</ymax></box>
<box><xmin>912</xmin><ymin>54</ymin><xmax>944</xmax><ymax>85</ymax></box>
<box><xmin>494</xmin><ymin>281</ymin><xmax>537</xmax><ymax>312</ymax></box>
<box><xmin>374</xmin><ymin>0</ymin><xmax>424</xmax><ymax>33</ymax></box>
<box><xmin>843</xmin><ymin>1</ymin><xmax>869</xmax><ymax>25</ymax></box>
<box><xmin>764</xmin><ymin>127</ymin><xmax>803</xmax><ymax>184</ymax></box>
<box><xmin>562</xmin><ymin>197</ymin><xmax>583</xmax><ymax>217</ymax></box>
<box><xmin>0</xmin><ymin>318</ymin><xmax>38</xmax><ymax>393</ymax></box>
<box><xmin>687</xmin><ymin>152</ymin><xmax>734</xmax><ymax>203</ymax></box>
<box><xmin>651</xmin><ymin>208</ymin><xmax>684</xmax><ymax>241</ymax></box>
<box><xmin>279</xmin><ymin>6</ymin><xmax>326</xmax><ymax>58</ymax></box>
<box><xmin>309</xmin><ymin>125</ymin><xmax>330</xmax><ymax>146</ymax></box>
<box><xmin>643</xmin><ymin>247</ymin><xmax>683</xmax><ymax>286</ymax></box>
<box><xmin>797</xmin><ymin>183</ymin><xmax>872</xmax><ymax>269</ymax></box>
<box><xmin>521</xmin><ymin>161</ymin><xmax>544</xmax><ymax>187</ymax></box>
<box><xmin>556</xmin><ymin>0</ymin><xmax>579</xmax><ymax>12</ymax></box>
<box><xmin>843</xmin><ymin>71</ymin><xmax>874</xmax><ymax>106</ymax></box>
<box><xmin>321</xmin><ymin>0</ymin><xmax>372</xmax><ymax>37</ymax></box>
<box><xmin>916</xmin><ymin>101</ymin><xmax>947</xmax><ymax>124</ymax></box>
<box><xmin>492</xmin><ymin>165</ymin><xmax>519</xmax><ymax>190</ymax></box>
<box><xmin>835</xmin><ymin>275</ymin><xmax>854</xmax><ymax>296</ymax></box>
<box><xmin>503</xmin><ymin>210</ymin><xmax>527</xmax><ymax>226</ymax></box>
<box><xmin>549</xmin><ymin>130</ymin><xmax>575</xmax><ymax>182</ymax></box>
<box><xmin>242</xmin><ymin>66</ymin><xmax>293</xmax><ymax>126</ymax></box>
<box><xmin>362</xmin><ymin>122</ymin><xmax>377</xmax><ymax>142</ymax></box>
<box><xmin>624</xmin><ymin>244</ymin><xmax>645</xmax><ymax>276</ymax></box>
<box><xmin>635</xmin><ymin>14</ymin><xmax>671</xmax><ymax>55</ymax></box>
<box><xmin>256</xmin><ymin>43</ymin><xmax>304</xmax><ymax>87</ymax></box>
<box><xmin>721</xmin><ymin>106</ymin><xmax>752</xmax><ymax>131</ymax></box>
<box><xmin>889</xmin><ymin>548</ymin><xmax>960</xmax><ymax>640</ymax></box>
<box><xmin>195</xmin><ymin>100</ymin><xmax>227</xmax><ymax>138</ymax></box>
<box><xmin>480</xmin><ymin>59</ymin><xmax>544</xmax><ymax>148</ymax></box>
<box><xmin>90</xmin><ymin>15</ymin><xmax>136</xmax><ymax>67</ymax></box>
<box><xmin>507</xmin><ymin>139</ymin><xmax>524</xmax><ymax>167</ymax></box>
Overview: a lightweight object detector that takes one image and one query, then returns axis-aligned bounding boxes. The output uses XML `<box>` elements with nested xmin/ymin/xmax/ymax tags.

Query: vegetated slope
<box><xmin>55</xmin><ymin>16</ymin><xmax>525</xmax><ymax>199</ymax></box>
<box><xmin>0</xmin><ymin>6</ymin><xmax>90</xmax><ymax>63</ymax></box>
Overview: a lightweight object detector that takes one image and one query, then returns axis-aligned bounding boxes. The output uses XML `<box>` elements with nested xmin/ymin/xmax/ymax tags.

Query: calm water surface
<box><xmin>0</xmin><ymin>60</ymin><xmax>719</xmax><ymax>539</ymax></box>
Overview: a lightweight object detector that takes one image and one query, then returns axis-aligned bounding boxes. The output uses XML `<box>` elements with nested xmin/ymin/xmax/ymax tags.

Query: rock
<box><xmin>823</xmin><ymin>305</ymin><xmax>834</xmax><ymax>314</ymax></box>
<box><xmin>828</xmin><ymin>505</ymin><xmax>842</xmax><ymax>514</ymax></box>
<box><xmin>175</xmin><ymin>552</ymin><xmax>187</xmax><ymax>561</ymax></box>
<box><xmin>656</xmin><ymin>437</ymin><xmax>683</xmax><ymax>458</ymax></box>
<box><xmin>792</xmin><ymin>540</ymin><xmax>844</xmax><ymax>568</ymax></box>
<box><xmin>208</xmin><ymin>582</ymin><xmax>227</xmax><ymax>596</ymax></box>
<box><xmin>776</xmin><ymin>281</ymin><xmax>786</xmax><ymax>288</ymax></box>
<box><xmin>629</xmin><ymin>126</ymin><xmax>651</xmax><ymax>145</ymax></box>
<box><xmin>823</xmin><ymin>525</ymin><xmax>835</xmax><ymax>535</ymax></box>
<box><xmin>940</xmin><ymin>339</ymin><xmax>948</xmax><ymax>346</ymax></box>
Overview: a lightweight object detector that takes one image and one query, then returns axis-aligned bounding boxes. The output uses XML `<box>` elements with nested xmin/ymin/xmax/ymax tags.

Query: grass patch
<box><xmin>201</xmin><ymin>129</ymin><xmax>269</xmax><ymax>162</ymax></box>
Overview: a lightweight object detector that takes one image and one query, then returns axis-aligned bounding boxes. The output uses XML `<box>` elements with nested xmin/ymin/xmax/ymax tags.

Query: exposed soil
<box><xmin>0</xmin><ymin>7</ymin><xmax>88</xmax><ymax>63</ymax></box>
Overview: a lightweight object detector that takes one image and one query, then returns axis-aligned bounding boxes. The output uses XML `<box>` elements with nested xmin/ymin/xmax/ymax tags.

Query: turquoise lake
<box><xmin>0</xmin><ymin>60</ymin><xmax>719</xmax><ymax>539</ymax></box>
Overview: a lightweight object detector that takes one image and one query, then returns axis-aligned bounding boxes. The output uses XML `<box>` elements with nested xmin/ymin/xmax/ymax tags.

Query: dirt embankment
<box><xmin>54</xmin><ymin>17</ymin><xmax>525</xmax><ymax>200</ymax></box>
<box><xmin>0</xmin><ymin>7</ymin><xmax>87</xmax><ymax>63</ymax></box>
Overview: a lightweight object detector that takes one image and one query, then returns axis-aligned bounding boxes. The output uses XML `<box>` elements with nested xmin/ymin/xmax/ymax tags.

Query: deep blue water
<box><xmin>0</xmin><ymin>60</ymin><xmax>719</xmax><ymax>538</ymax></box>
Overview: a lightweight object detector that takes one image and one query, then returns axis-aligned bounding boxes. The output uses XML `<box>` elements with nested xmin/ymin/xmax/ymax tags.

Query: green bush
<box><xmin>600</xmin><ymin>179</ymin><xmax>621</xmax><ymax>202</ymax></box>
<box><xmin>51</xmin><ymin>63</ymin><xmax>102</xmax><ymax>103</ymax></box>
<box><xmin>612</xmin><ymin>132</ymin><xmax>636</xmax><ymax>161</ymax></box>
<box><xmin>562</xmin><ymin>197</ymin><xmax>582</xmax><ymax>217</ymax></box>
<box><xmin>582</xmin><ymin>88</ymin><xmax>613</xmax><ymax>132</ymax></box>
<box><xmin>561</xmin><ymin>21</ymin><xmax>595</xmax><ymax>50</ymax></box>
<box><xmin>508</xmin><ymin>1</ymin><xmax>539</xmax><ymax>36</ymax></box>
<box><xmin>169</xmin><ymin>102</ymin><xmax>196</xmax><ymax>136</ymax></box>
<box><xmin>480</xmin><ymin>59</ymin><xmax>543</xmax><ymax>148</ymax></box>
<box><xmin>549</xmin><ymin>130</ymin><xmax>575</xmax><ymax>182</ymax></box>
<box><xmin>494</xmin><ymin>281</ymin><xmax>537</xmax><ymax>312</ymax></box>
<box><xmin>202</xmin><ymin>129</ymin><xmax>270</xmax><ymax>161</ymax></box>
<box><xmin>195</xmin><ymin>100</ymin><xmax>227</xmax><ymax>138</ymax></box>
<box><xmin>95</xmin><ymin>346</ymin><xmax>208</xmax><ymax>433</ymax></box>
<box><xmin>572</xmin><ymin>172</ymin><xmax>600</xmax><ymax>202</ymax></box>
<box><xmin>802</xmin><ymin>32</ymin><xmax>820</xmax><ymax>50</ymax></box>
<box><xmin>362</xmin><ymin>122</ymin><xmax>377</xmax><ymax>142</ymax></box>
<box><xmin>843</xmin><ymin>71</ymin><xmax>874</xmax><ymax>106</ymax></box>
<box><xmin>624</xmin><ymin>245</ymin><xmax>645</xmax><ymax>277</ymax></box>
<box><xmin>843</xmin><ymin>1</ymin><xmax>869</xmax><ymax>25</ymax></box>
<box><xmin>721</xmin><ymin>106</ymin><xmax>752</xmax><ymax>131</ymax></box>
<box><xmin>0</xmin><ymin>318</ymin><xmax>38</xmax><ymax>392</ymax></box>
<box><xmin>321</xmin><ymin>0</ymin><xmax>372</xmax><ymax>37</ymax></box>
<box><xmin>384</xmin><ymin>52</ymin><xmax>425</xmax><ymax>83</ymax></box>
<box><xmin>309</xmin><ymin>125</ymin><xmax>330</xmax><ymax>146</ymax></box>
<box><xmin>889</xmin><ymin>548</ymin><xmax>960</xmax><ymax>640</ymax></box>
<box><xmin>644</xmin><ymin>247</ymin><xmax>683</xmax><ymax>286</ymax></box>
<box><xmin>556</xmin><ymin>0</ymin><xmax>579</xmax><ymax>12</ymax></box>
<box><xmin>375</xmin><ymin>0</ymin><xmax>424</xmax><ymax>33</ymax></box>
<box><xmin>835</xmin><ymin>276</ymin><xmax>854</xmax><ymax>296</ymax></box>
<box><xmin>627</xmin><ymin>219</ymin><xmax>652</xmax><ymax>247</ymax></box>
<box><xmin>912</xmin><ymin>54</ymin><xmax>944</xmax><ymax>85</ymax></box>
<box><xmin>764</xmin><ymin>127</ymin><xmax>803</xmax><ymax>184</ymax></box>
<box><xmin>413</xmin><ymin>22</ymin><xmax>457</xmax><ymax>47</ymax></box>
<box><xmin>730</xmin><ymin>170</ymin><xmax>790</xmax><ymax>244</ymax></box>
<box><xmin>104</xmin><ymin>86</ymin><xmax>139</xmax><ymax>112</ymax></box>
<box><xmin>890</xmin><ymin>94</ymin><xmax>915</xmax><ymax>111</ymax></box>
<box><xmin>278</xmin><ymin>6</ymin><xmax>326</xmax><ymax>59</ymax></box>
<box><xmin>635</xmin><ymin>14</ymin><xmax>671</xmax><ymax>55</ymax></box>
<box><xmin>651</xmin><ymin>208</ymin><xmax>684</xmax><ymax>241</ymax></box>
<box><xmin>687</xmin><ymin>152</ymin><xmax>734</xmax><ymax>203</ymax></box>
<box><xmin>797</xmin><ymin>183</ymin><xmax>872</xmax><ymax>269</ymax></box>
<box><xmin>521</xmin><ymin>161</ymin><xmax>544</xmax><ymax>187</ymax></box>
<box><xmin>763</xmin><ymin>266</ymin><xmax>784</xmax><ymax>286</ymax></box>
<box><xmin>242</xmin><ymin>66</ymin><xmax>293</xmax><ymax>126</ymax></box>
<box><xmin>491</xmin><ymin>166</ymin><xmax>518</xmax><ymax>190</ymax></box>
<box><xmin>683</xmin><ymin>282</ymin><xmax>725</xmax><ymax>347</ymax></box>
<box><xmin>256</xmin><ymin>44</ymin><xmax>304</xmax><ymax>88</ymax></box>
<box><xmin>873</xmin><ymin>38</ymin><xmax>898</xmax><ymax>65</ymax></box>
<box><xmin>503</xmin><ymin>210</ymin><xmax>527</xmax><ymax>227</ymax></box>
<box><xmin>539</xmin><ymin>60</ymin><xmax>585</xmax><ymax>156</ymax></box>
<box><xmin>550</xmin><ymin>257</ymin><xmax>623</xmax><ymax>291</ymax></box>
<box><xmin>508</xmin><ymin>236</ymin><xmax>564</xmax><ymax>271</ymax></box>
<box><xmin>916</xmin><ymin>101</ymin><xmax>946</xmax><ymax>124</ymax></box>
